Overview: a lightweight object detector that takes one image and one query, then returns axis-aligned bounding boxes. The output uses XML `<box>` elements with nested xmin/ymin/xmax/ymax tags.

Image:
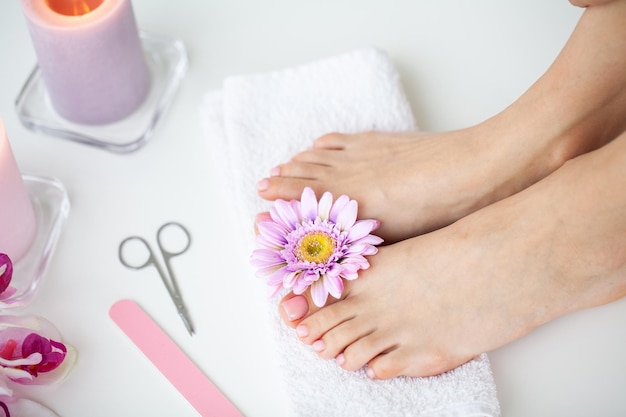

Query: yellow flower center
<box><xmin>296</xmin><ymin>232</ymin><xmax>335</xmax><ymax>264</ymax></box>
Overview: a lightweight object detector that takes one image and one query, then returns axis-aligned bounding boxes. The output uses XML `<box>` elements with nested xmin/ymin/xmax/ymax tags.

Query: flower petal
<box><xmin>310</xmin><ymin>280</ymin><xmax>329</xmax><ymax>307</ymax></box>
<box><xmin>0</xmin><ymin>353</ymin><xmax>42</xmax><ymax>368</ymax></box>
<box><xmin>250</xmin><ymin>249</ymin><xmax>285</xmax><ymax>267</ymax></box>
<box><xmin>266</xmin><ymin>265</ymin><xmax>290</xmax><ymax>286</ymax></box>
<box><xmin>283</xmin><ymin>271</ymin><xmax>300</xmax><ymax>289</ymax></box>
<box><xmin>300</xmin><ymin>187</ymin><xmax>318</xmax><ymax>221</ymax></box>
<box><xmin>329</xmin><ymin>194</ymin><xmax>350</xmax><ymax>223</ymax></box>
<box><xmin>0</xmin><ymin>254</ymin><xmax>13</xmax><ymax>294</ymax></box>
<box><xmin>335</xmin><ymin>200</ymin><xmax>358</xmax><ymax>231</ymax></box>
<box><xmin>352</xmin><ymin>234</ymin><xmax>384</xmax><ymax>247</ymax></box>
<box><xmin>270</xmin><ymin>200</ymin><xmax>299</xmax><ymax>230</ymax></box>
<box><xmin>256</xmin><ymin>221</ymin><xmax>289</xmax><ymax>247</ymax></box>
<box><xmin>252</xmin><ymin>187</ymin><xmax>383</xmax><ymax>305</ymax></box>
<box><xmin>318</xmin><ymin>192</ymin><xmax>333</xmax><ymax>221</ymax></box>
<box><xmin>253</xmin><ymin>263</ymin><xmax>286</xmax><ymax>279</ymax></box>
<box><xmin>324</xmin><ymin>274</ymin><xmax>344</xmax><ymax>299</ymax></box>
<box><xmin>346</xmin><ymin>219</ymin><xmax>380</xmax><ymax>242</ymax></box>
<box><xmin>345</xmin><ymin>242</ymin><xmax>379</xmax><ymax>257</ymax></box>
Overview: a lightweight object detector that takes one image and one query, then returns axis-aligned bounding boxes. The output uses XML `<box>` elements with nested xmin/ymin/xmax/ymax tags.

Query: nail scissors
<box><xmin>118</xmin><ymin>222</ymin><xmax>195</xmax><ymax>335</ymax></box>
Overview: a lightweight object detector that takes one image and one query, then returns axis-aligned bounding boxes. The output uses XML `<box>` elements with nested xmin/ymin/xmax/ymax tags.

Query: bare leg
<box><xmin>284</xmin><ymin>129</ymin><xmax>626</xmax><ymax>379</ymax></box>
<box><xmin>257</xmin><ymin>0</ymin><xmax>626</xmax><ymax>243</ymax></box>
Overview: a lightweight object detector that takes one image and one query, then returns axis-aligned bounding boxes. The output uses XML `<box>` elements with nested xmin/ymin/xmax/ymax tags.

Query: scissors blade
<box><xmin>177</xmin><ymin>304</ymin><xmax>195</xmax><ymax>336</ymax></box>
<box><xmin>150</xmin><ymin>256</ymin><xmax>195</xmax><ymax>336</ymax></box>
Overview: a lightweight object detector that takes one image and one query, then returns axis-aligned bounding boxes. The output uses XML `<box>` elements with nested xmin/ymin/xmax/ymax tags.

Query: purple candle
<box><xmin>21</xmin><ymin>0</ymin><xmax>150</xmax><ymax>125</ymax></box>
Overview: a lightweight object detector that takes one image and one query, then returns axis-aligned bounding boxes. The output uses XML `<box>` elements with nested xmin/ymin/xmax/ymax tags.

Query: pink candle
<box><xmin>21</xmin><ymin>0</ymin><xmax>150</xmax><ymax>125</ymax></box>
<box><xmin>0</xmin><ymin>119</ymin><xmax>37</xmax><ymax>262</ymax></box>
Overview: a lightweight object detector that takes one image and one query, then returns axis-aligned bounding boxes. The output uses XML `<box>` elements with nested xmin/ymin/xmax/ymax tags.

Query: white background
<box><xmin>1</xmin><ymin>1</ymin><xmax>625</xmax><ymax>416</ymax></box>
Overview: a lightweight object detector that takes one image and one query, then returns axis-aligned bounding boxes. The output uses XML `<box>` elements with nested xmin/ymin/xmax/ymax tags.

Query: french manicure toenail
<box><xmin>281</xmin><ymin>296</ymin><xmax>308</xmax><ymax>321</ymax></box>
<box><xmin>269</xmin><ymin>166</ymin><xmax>281</xmax><ymax>177</ymax></box>
<box><xmin>366</xmin><ymin>367</ymin><xmax>376</xmax><ymax>379</ymax></box>
<box><xmin>312</xmin><ymin>340</ymin><xmax>326</xmax><ymax>352</ymax></box>
<box><xmin>256</xmin><ymin>178</ymin><xmax>269</xmax><ymax>191</ymax></box>
<box><xmin>296</xmin><ymin>324</ymin><xmax>309</xmax><ymax>338</ymax></box>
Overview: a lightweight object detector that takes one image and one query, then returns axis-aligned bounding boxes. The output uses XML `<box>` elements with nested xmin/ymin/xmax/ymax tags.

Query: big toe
<box><xmin>279</xmin><ymin>293</ymin><xmax>316</xmax><ymax>327</ymax></box>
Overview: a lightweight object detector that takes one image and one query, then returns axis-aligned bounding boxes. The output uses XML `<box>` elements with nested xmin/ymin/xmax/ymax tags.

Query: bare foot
<box><xmin>257</xmin><ymin>126</ymin><xmax>565</xmax><ymax>243</ymax></box>
<box><xmin>279</xmin><ymin>134</ymin><xmax>626</xmax><ymax>379</ymax></box>
<box><xmin>257</xmin><ymin>0</ymin><xmax>626</xmax><ymax>244</ymax></box>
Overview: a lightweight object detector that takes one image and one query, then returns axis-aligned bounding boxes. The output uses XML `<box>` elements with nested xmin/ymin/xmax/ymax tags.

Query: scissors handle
<box><xmin>157</xmin><ymin>222</ymin><xmax>191</xmax><ymax>297</ymax></box>
<box><xmin>118</xmin><ymin>236</ymin><xmax>156</xmax><ymax>270</ymax></box>
<box><xmin>157</xmin><ymin>222</ymin><xmax>191</xmax><ymax>257</ymax></box>
<box><xmin>118</xmin><ymin>223</ymin><xmax>195</xmax><ymax>335</ymax></box>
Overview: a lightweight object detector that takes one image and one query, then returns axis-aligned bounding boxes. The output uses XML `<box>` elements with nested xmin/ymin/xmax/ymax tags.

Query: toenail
<box><xmin>281</xmin><ymin>296</ymin><xmax>309</xmax><ymax>321</ymax></box>
<box><xmin>335</xmin><ymin>353</ymin><xmax>345</xmax><ymax>366</ymax></box>
<box><xmin>312</xmin><ymin>340</ymin><xmax>326</xmax><ymax>352</ymax></box>
<box><xmin>256</xmin><ymin>178</ymin><xmax>269</xmax><ymax>191</ymax></box>
<box><xmin>269</xmin><ymin>166</ymin><xmax>281</xmax><ymax>177</ymax></box>
<box><xmin>366</xmin><ymin>367</ymin><xmax>376</xmax><ymax>379</ymax></box>
<box><xmin>296</xmin><ymin>324</ymin><xmax>309</xmax><ymax>338</ymax></box>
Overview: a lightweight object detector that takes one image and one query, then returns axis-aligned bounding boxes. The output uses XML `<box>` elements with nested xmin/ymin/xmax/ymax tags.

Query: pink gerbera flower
<box><xmin>251</xmin><ymin>187</ymin><xmax>383</xmax><ymax>307</ymax></box>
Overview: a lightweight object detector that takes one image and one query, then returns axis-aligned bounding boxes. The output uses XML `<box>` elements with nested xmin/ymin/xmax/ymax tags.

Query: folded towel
<box><xmin>200</xmin><ymin>47</ymin><xmax>501</xmax><ymax>417</ymax></box>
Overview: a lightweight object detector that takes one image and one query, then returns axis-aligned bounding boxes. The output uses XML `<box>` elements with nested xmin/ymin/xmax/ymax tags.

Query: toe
<box><xmin>313</xmin><ymin>318</ymin><xmax>371</xmax><ymax>360</ymax></box>
<box><xmin>257</xmin><ymin>177</ymin><xmax>309</xmax><ymax>201</ymax></box>
<box><xmin>365</xmin><ymin>352</ymin><xmax>406</xmax><ymax>379</ymax></box>
<box><xmin>339</xmin><ymin>331</ymin><xmax>395</xmax><ymax>372</ymax></box>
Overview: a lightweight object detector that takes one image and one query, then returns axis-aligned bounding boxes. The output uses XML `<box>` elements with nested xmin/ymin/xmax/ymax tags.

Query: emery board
<box><xmin>109</xmin><ymin>299</ymin><xmax>244</xmax><ymax>417</ymax></box>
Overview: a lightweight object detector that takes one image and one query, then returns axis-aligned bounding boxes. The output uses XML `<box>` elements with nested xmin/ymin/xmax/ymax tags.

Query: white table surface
<box><xmin>1</xmin><ymin>1</ymin><xmax>626</xmax><ymax>416</ymax></box>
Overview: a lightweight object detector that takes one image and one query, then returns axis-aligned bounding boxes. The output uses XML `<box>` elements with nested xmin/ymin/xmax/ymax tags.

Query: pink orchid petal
<box><xmin>0</xmin><ymin>315</ymin><xmax>74</xmax><ymax>388</ymax></box>
<box><xmin>1</xmin><ymin>367</ymin><xmax>34</xmax><ymax>382</ymax></box>
<box><xmin>0</xmin><ymin>287</ymin><xmax>18</xmax><ymax>302</ymax></box>
<box><xmin>0</xmin><ymin>254</ymin><xmax>12</xmax><ymax>294</ymax></box>
<box><xmin>0</xmin><ymin>353</ymin><xmax>42</xmax><ymax>368</ymax></box>
<box><xmin>0</xmin><ymin>397</ymin><xmax>60</xmax><ymax>417</ymax></box>
<box><xmin>19</xmin><ymin>343</ymin><xmax>77</xmax><ymax>387</ymax></box>
<box><xmin>0</xmin><ymin>371</ymin><xmax>15</xmax><ymax>396</ymax></box>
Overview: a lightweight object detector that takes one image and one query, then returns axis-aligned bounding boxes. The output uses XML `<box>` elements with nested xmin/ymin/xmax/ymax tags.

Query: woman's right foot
<box><xmin>257</xmin><ymin>0</ymin><xmax>626</xmax><ymax>243</ymax></box>
<box><xmin>257</xmin><ymin>122</ymin><xmax>566</xmax><ymax>243</ymax></box>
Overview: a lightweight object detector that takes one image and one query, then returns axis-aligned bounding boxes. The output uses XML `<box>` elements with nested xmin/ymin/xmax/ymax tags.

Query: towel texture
<box><xmin>200</xmin><ymin>48</ymin><xmax>501</xmax><ymax>417</ymax></box>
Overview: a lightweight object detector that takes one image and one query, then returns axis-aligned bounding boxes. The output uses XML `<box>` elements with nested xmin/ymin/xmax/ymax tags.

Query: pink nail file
<box><xmin>109</xmin><ymin>299</ymin><xmax>244</xmax><ymax>417</ymax></box>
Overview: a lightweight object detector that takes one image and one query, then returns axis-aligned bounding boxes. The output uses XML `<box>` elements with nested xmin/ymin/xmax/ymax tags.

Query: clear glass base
<box><xmin>0</xmin><ymin>397</ymin><xmax>59</xmax><ymax>417</ymax></box>
<box><xmin>3</xmin><ymin>175</ymin><xmax>70</xmax><ymax>309</ymax></box>
<box><xmin>15</xmin><ymin>32</ymin><xmax>188</xmax><ymax>153</ymax></box>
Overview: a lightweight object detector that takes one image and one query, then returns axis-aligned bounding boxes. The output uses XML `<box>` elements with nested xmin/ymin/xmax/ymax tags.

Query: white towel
<box><xmin>200</xmin><ymin>48</ymin><xmax>501</xmax><ymax>417</ymax></box>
